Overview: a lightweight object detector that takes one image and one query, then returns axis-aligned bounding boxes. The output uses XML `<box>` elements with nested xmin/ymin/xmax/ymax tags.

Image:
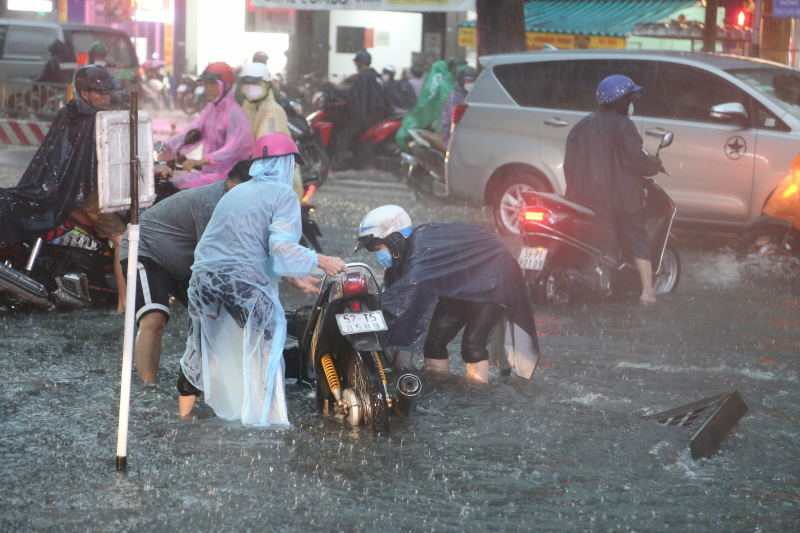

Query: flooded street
<box><xmin>1</xmin><ymin>170</ymin><xmax>799</xmax><ymax>531</ymax></box>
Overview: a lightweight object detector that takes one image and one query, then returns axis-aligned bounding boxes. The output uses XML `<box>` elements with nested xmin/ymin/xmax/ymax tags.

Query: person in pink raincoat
<box><xmin>165</xmin><ymin>62</ymin><xmax>254</xmax><ymax>190</ymax></box>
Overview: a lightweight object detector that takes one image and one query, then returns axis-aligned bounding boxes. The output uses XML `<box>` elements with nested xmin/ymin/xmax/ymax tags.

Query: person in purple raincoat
<box><xmin>165</xmin><ymin>62</ymin><xmax>254</xmax><ymax>190</ymax></box>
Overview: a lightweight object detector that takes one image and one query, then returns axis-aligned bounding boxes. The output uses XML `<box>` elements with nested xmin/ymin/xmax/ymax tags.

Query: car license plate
<box><xmin>177</xmin><ymin>84</ymin><xmax>187</xmax><ymax>93</ymax></box>
<box><xmin>518</xmin><ymin>247</ymin><xmax>548</xmax><ymax>270</ymax></box>
<box><xmin>336</xmin><ymin>311</ymin><xmax>388</xmax><ymax>334</ymax></box>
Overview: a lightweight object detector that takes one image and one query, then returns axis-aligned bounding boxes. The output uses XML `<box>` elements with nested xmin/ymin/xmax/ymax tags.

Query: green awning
<box><xmin>458</xmin><ymin>0</ymin><xmax>698</xmax><ymax>37</ymax></box>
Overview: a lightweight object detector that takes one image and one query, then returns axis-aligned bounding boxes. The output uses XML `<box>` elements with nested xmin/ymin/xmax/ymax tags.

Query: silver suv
<box><xmin>446</xmin><ymin>50</ymin><xmax>800</xmax><ymax>235</ymax></box>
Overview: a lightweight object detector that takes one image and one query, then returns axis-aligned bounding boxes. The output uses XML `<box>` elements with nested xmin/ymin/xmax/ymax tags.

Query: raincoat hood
<box><xmin>249</xmin><ymin>154</ymin><xmax>296</xmax><ymax>189</ymax></box>
<box><xmin>0</xmin><ymin>99</ymin><xmax>101</xmax><ymax>245</ymax></box>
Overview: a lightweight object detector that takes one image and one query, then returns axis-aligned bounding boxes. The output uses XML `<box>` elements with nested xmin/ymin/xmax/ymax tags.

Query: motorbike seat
<box><xmin>526</xmin><ymin>192</ymin><xmax>596</xmax><ymax>218</ymax></box>
<box><xmin>417</xmin><ymin>130</ymin><xmax>446</xmax><ymax>152</ymax></box>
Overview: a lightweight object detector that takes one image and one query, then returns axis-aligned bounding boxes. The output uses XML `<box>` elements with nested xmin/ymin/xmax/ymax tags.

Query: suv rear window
<box><xmin>65</xmin><ymin>30</ymin><xmax>137</xmax><ymax>69</ymax></box>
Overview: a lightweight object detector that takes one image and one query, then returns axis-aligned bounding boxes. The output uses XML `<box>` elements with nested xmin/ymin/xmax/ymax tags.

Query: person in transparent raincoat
<box><xmin>177</xmin><ymin>133</ymin><xmax>347</xmax><ymax>425</ymax></box>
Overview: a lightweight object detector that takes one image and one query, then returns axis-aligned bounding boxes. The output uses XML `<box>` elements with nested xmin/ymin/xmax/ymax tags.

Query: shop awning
<box><xmin>458</xmin><ymin>0</ymin><xmax>698</xmax><ymax>37</ymax></box>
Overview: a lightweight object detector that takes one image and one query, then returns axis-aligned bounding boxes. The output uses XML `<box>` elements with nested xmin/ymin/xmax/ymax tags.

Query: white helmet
<box><xmin>239</xmin><ymin>62</ymin><xmax>271</xmax><ymax>83</ymax></box>
<box><xmin>355</xmin><ymin>205</ymin><xmax>412</xmax><ymax>252</ymax></box>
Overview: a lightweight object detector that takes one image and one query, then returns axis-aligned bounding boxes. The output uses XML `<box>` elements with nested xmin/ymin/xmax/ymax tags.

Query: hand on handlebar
<box><xmin>317</xmin><ymin>255</ymin><xmax>348</xmax><ymax>276</ymax></box>
<box><xmin>182</xmin><ymin>158</ymin><xmax>209</xmax><ymax>172</ymax></box>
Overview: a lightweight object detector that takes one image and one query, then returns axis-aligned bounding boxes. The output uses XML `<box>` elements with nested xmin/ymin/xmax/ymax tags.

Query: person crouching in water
<box><xmin>178</xmin><ymin>133</ymin><xmax>347</xmax><ymax>424</ymax></box>
<box><xmin>354</xmin><ymin>205</ymin><xmax>540</xmax><ymax>383</ymax></box>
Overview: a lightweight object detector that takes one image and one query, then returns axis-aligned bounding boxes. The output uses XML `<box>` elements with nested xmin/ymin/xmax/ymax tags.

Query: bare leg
<box><xmin>179</xmin><ymin>395</ymin><xmax>197</xmax><ymax>419</ymax></box>
<box><xmin>465</xmin><ymin>361</ymin><xmax>489</xmax><ymax>383</ymax></box>
<box><xmin>109</xmin><ymin>235</ymin><xmax>126</xmax><ymax>314</ymax></box>
<box><xmin>135</xmin><ymin>312</ymin><xmax>167</xmax><ymax>383</ymax></box>
<box><xmin>635</xmin><ymin>258</ymin><xmax>656</xmax><ymax>303</ymax></box>
<box><xmin>424</xmin><ymin>358</ymin><xmax>450</xmax><ymax>374</ymax></box>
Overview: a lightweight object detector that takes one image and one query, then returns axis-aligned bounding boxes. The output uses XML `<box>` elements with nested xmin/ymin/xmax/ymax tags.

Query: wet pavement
<box><xmin>1</xmin><ymin>155</ymin><xmax>800</xmax><ymax>530</ymax></box>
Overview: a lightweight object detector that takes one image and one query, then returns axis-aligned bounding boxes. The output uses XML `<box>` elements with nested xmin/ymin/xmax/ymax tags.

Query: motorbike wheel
<box><xmin>180</xmin><ymin>92</ymin><xmax>198</xmax><ymax>115</ymax></box>
<box><xmin>492</xmin><ymin>173</ymin><xmax>549</xmax><ymax>236</ymax></box>
<box><xmin>343</xmin><ymin>351</ymin><xmax>390</xmax><ymax>435</ymax></box>
<box><xmin>654</xmin><ymin>244</ymin><xmax>681</xmax><ymax>294</ymax></box>
<box><xmin>300</xmin><ymin>140</ymin><xmax>330</xmax><ymax>186</ymax></box>
<box><xmin>529</xmin><ymin>265</ymin><xmax>571</xmax><ymax>306</ymax></box>
<box><xmin>737</xmin><ymin>226</ymin><xmax>793</xmax><ymax>260</ymax></box>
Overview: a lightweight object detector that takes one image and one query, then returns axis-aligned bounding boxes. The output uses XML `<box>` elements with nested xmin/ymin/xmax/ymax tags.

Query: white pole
<box><xmin>116</xmin><ymin>224</ymin><xmax>140</xmax><ymax>471</ymax></box>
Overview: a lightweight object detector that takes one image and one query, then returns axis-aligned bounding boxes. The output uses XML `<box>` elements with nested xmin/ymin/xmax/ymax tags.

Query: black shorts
<box><xmin>120</xmin><ymin>256</ymin><xmax>189</xmax><ymax>325</ymax></box>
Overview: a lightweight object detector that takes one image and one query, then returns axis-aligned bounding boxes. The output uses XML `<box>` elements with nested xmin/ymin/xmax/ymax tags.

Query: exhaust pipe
<box><xmin>393</xmin><ymin>374</ymin><xmax>422</xmax><ymax>417</ymax></box>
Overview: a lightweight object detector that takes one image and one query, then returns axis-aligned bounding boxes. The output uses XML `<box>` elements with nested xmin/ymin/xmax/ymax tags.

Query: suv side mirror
<box><xmin>710</xmin><ymin>102</ymin><xmax>749</xmax><ymax>124</ymax></box>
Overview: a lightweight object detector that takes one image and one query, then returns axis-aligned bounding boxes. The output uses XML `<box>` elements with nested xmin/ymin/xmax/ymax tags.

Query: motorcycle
<box><xmin>308</xmin><ymin>101</ymin><xmax>405</xmax><ymax>176</ymax></box>
<box><xmin>738</xmin><ymin>153</ymin><xmax>800</xmax><ymax>260</ymax></box>
<box><xmin>0</xmin><ymin>211</ymin><xmax>117</xmax><ymax>311</ymax></box>
<box><xmin>299</xmin><ymin>263</ymin><xmax>422</xmax><ymax>434</ymax></box>
<box><xmin>177</xmin><ymin>74</ymin><xmax>205</xmax><ymax>116</ymax></box>
<box><xmin>279</xmin><ymin>98</ymin><xmax>330</xmax><ymax>186</ymax></box>
<box><xmin>153</xmin><ymin>133</ymin><xmax>324</xmax><ymax>253</ymax></box>
<box><xmin>518</xmin><ymin>132</ymin><xmax>681</xmax><ymax>305</ymax></box>
<box><xmin>140</xmin><ymin>60</ymin><xmax>172</xmax><ymax>110</ymax></box>
<box><xmin>401</xmin><ymin>128</ymin><xmax>447</xmax><ymax>198</ymax></box>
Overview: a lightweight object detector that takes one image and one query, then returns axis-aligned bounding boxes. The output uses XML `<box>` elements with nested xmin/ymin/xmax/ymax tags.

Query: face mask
<box><xmin>374</xmin><ymin>248</ymin><xmax>393</xmax><ymax>268</ymax></box>
<box><xmin>464</xmin><ymin>82</ymin><xmax>475</xmax><ymax>92</ymax></box>
<box><xmin>628</xmin><ymin>103</ymin><xmax>634</xmax><ymax>117</ymax></box>
<box><xmin>381</xmin><ymin>74</ymin><xmax>390</xmax><ymax>83</ymax></box>
<box><xmin>242</xmin><ymin>84</ymin><xmax>265</xmax><ymax>101</ymax></box>
<box><xmin>94</xmin><ymin>60</ymin><xmax>106</xmax><ymax>67</ymax></box>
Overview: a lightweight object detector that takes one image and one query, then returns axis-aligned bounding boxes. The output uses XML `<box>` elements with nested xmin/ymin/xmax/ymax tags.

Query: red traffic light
<box><xmin>735</xmin><ymin>9</ymin><xmax>752</xmax><ymax>27</ymax></box>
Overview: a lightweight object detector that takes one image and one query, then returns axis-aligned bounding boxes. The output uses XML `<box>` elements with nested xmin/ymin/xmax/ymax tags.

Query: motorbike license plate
<box><xmin>177</xmin><ymin>84</ymin><xmax>187</xmax><ymax>92</ymax></box>
<box><xmin>336</xmin><ymin>311</ymin><xmax>388</xmax><ymax>334</ymax></box>
<box><xmin>518</xmin><ymin>247</ymin><xmax>548</xmax><ymax>271</ymax></box>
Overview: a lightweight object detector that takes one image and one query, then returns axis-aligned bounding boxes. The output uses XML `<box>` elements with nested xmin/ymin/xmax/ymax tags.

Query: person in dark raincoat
<box><xmin>381</xmin><ymin>65</ymin><xmax>417</xmax><ymax>114</ymax></box>
<box><xmin>355</xmin><ymin>205</ymin><xmax>540</xmax><ymax>383</ymax></box>
<box><xmin>564</xmin><ymin>74</ymin><xmax>663</xmax><ymax>304</ymax></box>
<box><xmin>327</xmin><ymin>51</ymin><xmax>393</xmax><ymax>167</ymax></box>
<box><xmin>0</xmin><ymin>65</ymin><xmax>128</xmax><ymax>312</ymax></box>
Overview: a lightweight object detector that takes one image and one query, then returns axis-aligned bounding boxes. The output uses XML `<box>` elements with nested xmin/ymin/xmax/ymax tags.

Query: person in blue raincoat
<box><xmin>178</xmin><ymin>133</ymin><xmax>347</xmax><ymax>425</ymax></box>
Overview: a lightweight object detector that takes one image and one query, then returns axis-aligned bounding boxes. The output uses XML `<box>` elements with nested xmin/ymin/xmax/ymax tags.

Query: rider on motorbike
<box><xmin>563</xmin><ymin>74</ymin><xmax>664</xmax><ymax>304</ymax></box>
<box><xmin>395</xmin><ymin>56</ymin><xmax>467</xmax><ymax>148</ymax></box>
<box><xmin>252</xmin><ymin>50</ymin><xmax>269</xmax><ymax>64</ymax></box>
<box><xmin>441</xmin><ymin>66</ymin><xmax>477</xmax><ymax>149</ymax></box>
<box><xmin>355</xmin><ymin>205</ymin><xmax>540</xmax><ymax>383</ymax></box>
<box><xmin>87</xmin><ymin>41</ymin><xmax>108</xmax><ymax>67</ymax></box>
<box><xmin>328</xmin><ymin>51</ymin><xmax>393</xmax><ymax>166</ymax></box>
<box><xmin>239</xmin><ymin>62</ymin><xmax>303</xmax><ymax>197</ymax></box>
<box><xmin>164</xmin><ymin>62</ymin><xmax>254</xmax><ymax>190</ymax></box>
<box><xmin>178</xmin><ymin>133</ymin><xmax>347</xmax><ymax>423</ymax></box>
<box><xmin>381</xmin><ymin>65</ymin><xmax>417</xmax><ymax>114</ymax></box>
<box><xmin>0</xmin><ymin>65</ymin><xmax>128</xmax><ymax>311</ymax></box>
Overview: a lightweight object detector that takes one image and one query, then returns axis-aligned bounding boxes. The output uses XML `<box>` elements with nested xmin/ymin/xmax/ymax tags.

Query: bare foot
<box><xmin>465</xmin><ymin>361</ymin><xmax>489</xmax><ymax>383</ymax></box>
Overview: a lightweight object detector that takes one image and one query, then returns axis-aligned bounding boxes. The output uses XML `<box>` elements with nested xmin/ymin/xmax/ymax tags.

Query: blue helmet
<box><xmin>596</xmin><ymin>74</ymin><xmax>642</xmax><ymax>105</ymax></box>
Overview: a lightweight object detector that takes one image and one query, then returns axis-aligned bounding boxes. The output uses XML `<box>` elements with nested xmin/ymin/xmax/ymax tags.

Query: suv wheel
<box><xmin>492</xmin><ymin>174</ymin><xmax>548</xmax><ymax>236</ymax></box>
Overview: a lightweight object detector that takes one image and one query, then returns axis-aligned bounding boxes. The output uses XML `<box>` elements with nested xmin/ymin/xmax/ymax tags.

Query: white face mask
<box><xmin>628</xmin><ymin>103</ymin><xmax>634</xmax><ymax>117</ymax></box>
<box><xmin>242</xmin><ymin>84</ymin><xmax>265</xmax><ymax>101</ymax></box>
<box><xmin>381</xmin><ymin>74</ymin><xmax>390</xmax><ymax>83</ymax></box>
<box><xmin>464</xmin><ymin>82</ymin><xmax>475</xmax><ymax>92</ymax></box>
<box><xmin>94</xmin><ymin>60</ymin><xmax>106</xmax><ymax>67</ymax></box>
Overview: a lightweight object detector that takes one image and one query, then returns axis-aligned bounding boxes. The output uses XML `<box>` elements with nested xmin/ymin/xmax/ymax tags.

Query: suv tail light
<box><xmin>341</xmin><ymin>273</ymin><xmax>368</xmax><ymax>299</ymax></box>
<box><xmin>452</xmin><ymin>103</ymin><xmax>469</xmax><ymax>124</ymax></box>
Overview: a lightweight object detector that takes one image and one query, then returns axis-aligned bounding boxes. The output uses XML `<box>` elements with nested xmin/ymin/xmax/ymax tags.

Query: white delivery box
<box><xmin>95</xmin><ymin>110</ymin><xmax>156</xmax><ymax>213</ymax></box>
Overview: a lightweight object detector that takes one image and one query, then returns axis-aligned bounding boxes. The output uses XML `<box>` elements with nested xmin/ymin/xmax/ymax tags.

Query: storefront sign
<box><xmin>133</xmin><ymin>0</ymin><xmax>174</xmax><ymax>23</ymax></box>
<box><xmin>59</xmin><ymin>0</ymin><xmax>67</xmax><ymax>21</ymax></box>
<box><xmin>7</xmin><ymin>0</ymin><xmax>52</xmax><ymax>12</ymax></box>
<box><xmin>773</xmin><ymin>0</ymin><xmax>800</xmax><ymax>18</ymax></box>
<box><xmin>526</xmin><ymin>32</ymin><xmax>626</xmax><ymax>51</ymax></box>
<box><xmin>164</xmin><ymin>22</ymin><xmax>174</xmax><ymax>73</ymax></box>
<box><xmin>251</xmin><ymin>0</ymin><xmax>474</xmax><ymax>12</ymax></box>
<box><xmin>246</xmin><ymin>6</ymin><xmax>296</xmax><ymax>34</ymax></box>
<box><xmin>458</xmin><ymin>27</ymin><xmax>477</xmax><ymax>47</ymax></box>
<box><xmin>103</xmin><ymin>0</ymin><xmax>132</xmax><ymax>22</ymax></box>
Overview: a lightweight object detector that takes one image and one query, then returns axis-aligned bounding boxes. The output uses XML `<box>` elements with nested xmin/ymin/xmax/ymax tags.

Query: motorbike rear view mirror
<box><xmin>710</xmin><ymin>102</ymin><xmax>749</xmax><ymax>126</ymax></box>
<box><xmin>184</xmin><ymin>129</ymin><xmax>202</xmax><ymax>146</ymax></box>
<box><xmin>655</xmin><ymin>131</ymin><xmax>674</xmax><ymax>157</ymax></box>
<box><xmin>153</xmin><ymin>141</ymin><xmax>166</xmax><ymax>155</ymax></box>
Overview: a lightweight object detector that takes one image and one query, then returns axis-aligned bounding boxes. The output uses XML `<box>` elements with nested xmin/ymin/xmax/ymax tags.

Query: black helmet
<box><xmin>458</xmin><ymin>66</ymin><xmax>478</xmax><ymax>85</ymax></box>
<box><xmin>353</xmin><ymin>50</ymin><xmax>371</xmax><ymax>65</ymax></box>
<box><xmin>446</xmin><ymin>56</ymin><xmax>467</xmax><ymax>76</ymax></box>
<box><xmin>73</xmin><ymin>65</ymin><xmax>118</xmax><ymax>94</ymax></box>
<box><xmin>253</xmin><ymin>50</ymin><xmax>268</xmax><ymax>64</ymax></box>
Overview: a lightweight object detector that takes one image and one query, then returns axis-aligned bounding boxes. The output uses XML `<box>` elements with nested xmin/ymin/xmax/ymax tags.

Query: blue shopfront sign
<box><xmin>774</xmin><ymin>0</ymin><xmax>800</xmax><ymax>18</ymax></box>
